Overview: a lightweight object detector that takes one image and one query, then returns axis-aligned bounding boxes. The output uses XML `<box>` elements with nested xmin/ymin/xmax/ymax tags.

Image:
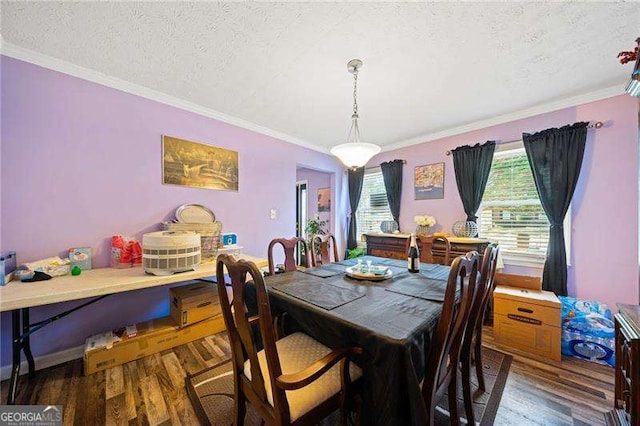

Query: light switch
<box><xmin>270</xmin><ymin>209</ymin><xmax>277</xmax><ymax>219</ymax></box>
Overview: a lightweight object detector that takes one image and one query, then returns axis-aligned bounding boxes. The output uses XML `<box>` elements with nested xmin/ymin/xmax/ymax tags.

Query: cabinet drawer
<box><xmin>494</xmin><ymin>297</ymin><xmax>560</xmax><ymax>327</ymax></box>
<box><xmin>494</xmin><ymin>314</ymin><xmax>561</xmax><ymax>361</ymax></box>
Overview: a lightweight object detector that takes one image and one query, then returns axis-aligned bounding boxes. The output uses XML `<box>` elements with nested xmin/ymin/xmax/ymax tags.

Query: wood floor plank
<box><xmin>61</xmin><ymin>361</ymin><xmax>82</xmax><ymax>426</ymax></box>
<box><xmin>105</xmin><ymin>393</ymin><xmax>129</xmax><ymax>426</ymax></box>
<box><xmin>123</xmin><ymin>361</ymin><xmax>145</xmax><ymax>424</ymax></box>
<box><xmin>160</xmin><ymin>352</ymin><xmax>186</xmax><ymax>389</ymax></box>
<box><xmin>106</xmin><ymin>365</ymin><xmax>125</xmax><ymax>400</ymax></box>
<box><xmin>139</xmin><ymin>375</ymin><xmax>170</xmax><ymax>426</ymax></box>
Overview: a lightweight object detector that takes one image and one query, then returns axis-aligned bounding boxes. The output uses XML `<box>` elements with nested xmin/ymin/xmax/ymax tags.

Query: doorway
<box><xmin>295</xmin><ymin>180</ymin><xmax>308</xmax><ymax>266</ymax></box>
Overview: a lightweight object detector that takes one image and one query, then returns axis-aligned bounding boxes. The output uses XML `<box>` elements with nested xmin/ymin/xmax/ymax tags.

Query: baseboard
<box><xmin>0</xmin><ymin>345</ymin><xmax>84</xmax><ymax>381</ymax></box>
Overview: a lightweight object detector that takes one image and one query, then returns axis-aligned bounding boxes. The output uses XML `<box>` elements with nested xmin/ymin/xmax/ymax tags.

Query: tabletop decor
<box><xmin>414</xmin><ymin>162</ymin><xmax>445</xmax><ymax>200</ymax></box>
<box><xmin>162</xmin><ymin>135</ymin><xmax>239</xmax><ymax>191</ymax></box>
<box><xmin>452</xmin><ymin>220</ymin><xmax>478</xmax><ymax>237</ymax></box>
<box><xmin>415</xmin><ymin>215</ymin><xmax>436</xmax><ymax>236</ymax></box>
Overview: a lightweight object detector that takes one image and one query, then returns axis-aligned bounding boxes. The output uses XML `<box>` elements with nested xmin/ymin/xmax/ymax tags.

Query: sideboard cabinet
<box><xmin>363</xmin><ymin>233</ymin><xmax>490</xmax><ymax>264</ymax></box>
<box><xmin>610</xmin><ymin>303</ymin><xmax>640</xmax><ymax>426</ymax></box>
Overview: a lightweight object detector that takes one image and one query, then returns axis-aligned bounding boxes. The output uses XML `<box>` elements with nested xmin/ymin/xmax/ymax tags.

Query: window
<box><xmin>478</xmin><ymin>142</ymin><xmax>568</xmax><ymax>266</ymax></box>
<box><xmin>356</xmin><ymin>168</ymin><xmax>393</xmax><ymax>244</ymax></box>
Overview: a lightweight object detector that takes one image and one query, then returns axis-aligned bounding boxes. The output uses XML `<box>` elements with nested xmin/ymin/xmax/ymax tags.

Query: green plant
<box><xmin>305</xmin><ymin>217</ymin><xmax>328</xmax><ymax>257</ymax></box>
<box><xmin>346</xmin><ymin>247</ymin><xmax>365</xmax><ymax>259</ymax></box>
<box><xmin>305</xmin><ymin>217</ymin><xmax>328</xmax><ymax>238</ymax></box>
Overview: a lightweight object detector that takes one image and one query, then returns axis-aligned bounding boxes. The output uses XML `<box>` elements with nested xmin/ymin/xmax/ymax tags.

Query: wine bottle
<box><xmin>408</xmin><ymin>233</ymin><xmax>420</xmax><ymax>273</ymax></box>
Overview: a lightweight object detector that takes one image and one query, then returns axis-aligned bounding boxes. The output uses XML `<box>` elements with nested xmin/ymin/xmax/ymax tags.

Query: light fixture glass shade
<box><xmin>330</xmin><ymin>142</ymin><xmax>381</xmax><ymax>168</ymax></box>
<box><xmin>625</xmin><ymin>72</ymin><xmax>640</xmax><ymax>97</ymax></box>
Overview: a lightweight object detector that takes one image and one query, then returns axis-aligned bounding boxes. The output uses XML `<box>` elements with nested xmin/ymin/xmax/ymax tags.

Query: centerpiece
<box><xmin>414</xmin><ymin>215</ymin><xmax>436</xmax><ymax>236</ymax></box>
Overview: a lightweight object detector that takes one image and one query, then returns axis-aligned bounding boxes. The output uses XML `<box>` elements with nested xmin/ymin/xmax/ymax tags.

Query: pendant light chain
<box><xmin>350</xmin><ymin>67</ymin><xmax>361</xmax><ymax>142</ymax></box>
<box><xmin>352</xmin><ymin>70</ymin><xmax>358</xmax><ymax>117</ymax></box>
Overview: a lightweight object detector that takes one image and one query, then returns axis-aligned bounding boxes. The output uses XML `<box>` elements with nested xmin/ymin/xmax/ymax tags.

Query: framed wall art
<box><xmin>317</xmin><ymin>187</ymin><xmax>331</xmax><ymax>212</ymax></box>
<box><xmin>414</xmin><ymin>162</ymin><xmax>444</xmax><ymax>200</ymax></box>
<box><xmin>162</xmin><ymin>135</ymin><xmax>239</xmax><ymax>191</ymax></box>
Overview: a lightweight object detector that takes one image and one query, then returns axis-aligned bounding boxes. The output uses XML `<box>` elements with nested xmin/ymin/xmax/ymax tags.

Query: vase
<box><xmin>416</xmin><ymin>225</ymin><xmax>430</xmax><ymax>236</ymax></box>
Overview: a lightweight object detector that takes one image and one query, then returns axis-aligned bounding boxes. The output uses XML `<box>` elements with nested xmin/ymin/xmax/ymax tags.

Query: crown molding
<box><xmin>382</xmin><ymin>85</ymin><xmax>624</xmax><ymax>152</ymax></box>
<box><xmin>1</xmin><ymin>41</ymin><xmax>625</xmax><ymax>156</ymax></box>
<box><xmin>0</xmin><ymin>41</ymin><xmax>328</xmax><ymax>154</ymax></box>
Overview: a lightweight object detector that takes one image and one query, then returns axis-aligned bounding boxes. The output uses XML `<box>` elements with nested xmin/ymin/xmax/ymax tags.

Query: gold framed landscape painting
<box><xmin>162</xmin><ymin>136</ymin><xmax>239</xmax><ymax>191</ymax></box>
<box><xmin>415</xmin><ymin>162</ymin><xmax>444</xmax><ymax>200</ymax></box>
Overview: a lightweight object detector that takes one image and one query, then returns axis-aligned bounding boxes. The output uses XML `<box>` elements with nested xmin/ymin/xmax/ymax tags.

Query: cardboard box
<box><xmin>170</xmin><ymin>281</ymin><xmax>220</xmax><ymax>328</ymax></box>
<box><xmin>493</xmin><ymin>285</ymin><xmax>561</xmax><ymax>362</ymax></box>
<box><xmin>84</xmin><ymin>314</ymin><xmax>225</xmax><ymax>375</ymax></box>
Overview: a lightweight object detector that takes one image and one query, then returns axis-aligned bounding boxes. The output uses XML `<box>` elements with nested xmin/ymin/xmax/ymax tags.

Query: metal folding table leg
<box><xmin>22</xmin><ymin>308</ymin><xmax>35</xmax><ymax>378</ymax></box>
<box><xmin>7</xmin><ymin>309</ymin><xmax>21</xmax><ymax>405</ymax></box>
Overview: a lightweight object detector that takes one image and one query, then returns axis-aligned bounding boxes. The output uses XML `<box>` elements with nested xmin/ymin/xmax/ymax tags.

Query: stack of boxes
<box><xmin>84</xmin><ymin>281</ymin><xmax>224</xmax><ymax>374</ymax></box>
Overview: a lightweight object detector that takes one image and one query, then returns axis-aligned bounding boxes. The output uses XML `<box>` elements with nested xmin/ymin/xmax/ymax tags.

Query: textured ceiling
<box><xmin>1</xmin><ymin>2</ymin><xmax>638</xmax><ymax>151</ymax></box>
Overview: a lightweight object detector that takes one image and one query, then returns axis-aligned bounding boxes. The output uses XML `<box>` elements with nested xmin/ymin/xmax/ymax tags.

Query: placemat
<box><xmin>385</xmin><ymin>278</ymin><xmax>448</xmax><ymax>302</ymax></box>
<box><xmin>273</xmin><ymin>281</ymin><xmax>365</xmax><ymax>310</ymax></box>
<box><xmin>301</xmin><ymin>266</ymin><xmax>344</xmax><ymax>278</ymax></box>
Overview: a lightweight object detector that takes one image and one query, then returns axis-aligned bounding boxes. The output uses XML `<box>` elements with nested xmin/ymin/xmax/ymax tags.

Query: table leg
<box><xmin>22</xmin><ymin>308</ymin><xmax>35</xmax><ymax>379</ymax></box>
<box><xmin>7</xmin><ymin>309</ymin><xmax>22</xmax><ymax>405</ymax></box>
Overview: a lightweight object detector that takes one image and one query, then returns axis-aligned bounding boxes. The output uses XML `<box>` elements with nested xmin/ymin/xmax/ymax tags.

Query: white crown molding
<box><xmin>0</xmin><ymin>41</ymin><xmax>329</xmax><ymax>154</ymax></box>
<box><xmin>382</xmin><ymin>85</ymin><xmax>624</xmax><ymax>152</ymax></box>
<box><xmin>1</xmin><ymin>41</ymin><xmax>624</xmax><ymax>156</ymax></box>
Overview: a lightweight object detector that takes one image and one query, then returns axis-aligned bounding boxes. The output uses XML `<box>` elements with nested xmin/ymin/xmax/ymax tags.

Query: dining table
<box><xmin>253</xmin><ymin>255</ymin><xmax>452</xmax><ymax>426</ymax></box>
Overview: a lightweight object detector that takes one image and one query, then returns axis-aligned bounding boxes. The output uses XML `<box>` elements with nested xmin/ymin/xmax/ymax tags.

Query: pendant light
<box><xmin>330</xmin><ymin>59</ymin><xmax>381</xmax><ymax>168</ymax></box>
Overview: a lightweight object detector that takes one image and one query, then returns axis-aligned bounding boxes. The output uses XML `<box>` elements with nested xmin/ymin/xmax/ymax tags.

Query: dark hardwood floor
<box><xmin>1</xmin><ymin>327</ymin><xmax>614</xmax><ymax>425</ymax></box>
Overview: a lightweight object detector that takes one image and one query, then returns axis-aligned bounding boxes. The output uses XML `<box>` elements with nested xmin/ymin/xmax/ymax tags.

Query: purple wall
<box><xmin>0</xmin><ymin>56</ymin><xmax>346</xmax><ymax>366</ymax></box>
<box><xmin>369</xmin><ymin>95</ymin><xmax>639</xmax><ymax>311</ymax></box>
<box><xmin>296</xmin><ymin>167</ymin><xmax>333</xmax><ymax>235</ymax></box>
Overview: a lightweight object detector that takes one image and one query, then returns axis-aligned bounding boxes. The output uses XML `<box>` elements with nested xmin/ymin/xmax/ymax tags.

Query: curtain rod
<box><xmin>343</xmin><ymin>160</ymin><xmax>407</xmax><ymax>173</ymax></box>
<box><xmin>444</xmin><ymin>121</ymin><xmax>605</xmax><ymax>156</ymax></box>
<box><xmin>364</xmin><ymin>160</ymin><xmax>406</xmax><ymax>170</ymax></box>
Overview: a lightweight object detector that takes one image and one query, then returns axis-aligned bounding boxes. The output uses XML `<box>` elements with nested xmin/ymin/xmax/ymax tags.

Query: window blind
<box><xmin>478</xmin><ymin>147</ymin><xmax>549</xmax><ymax>259</ymax></box>
<box><xmin>356</xmin><ymin>170</ymin><xmax>393</xmax><ymax>242</ymax></box>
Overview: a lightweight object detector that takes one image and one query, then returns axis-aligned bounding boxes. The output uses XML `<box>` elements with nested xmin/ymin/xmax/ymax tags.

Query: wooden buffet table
<box><xmin>0</xmin><ymin>254</ymin><xmax>268</xmax><ymax>404</ymax></box>
<box><xmin>364</xmin><ymin>232</ymin><xmax>491</xmax><ymax>264</ymax></box>
<box><xmin>611</xmin><ymin>303</ymin><xmax>640</xmax><ymax>425</ymax></box>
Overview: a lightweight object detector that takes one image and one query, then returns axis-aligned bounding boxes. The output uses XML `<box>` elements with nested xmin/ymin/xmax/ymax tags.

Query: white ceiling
<box><xmin>1</xmin><ymin>2</ymin><xmax>638</xmax><ymax>152</ymax></box>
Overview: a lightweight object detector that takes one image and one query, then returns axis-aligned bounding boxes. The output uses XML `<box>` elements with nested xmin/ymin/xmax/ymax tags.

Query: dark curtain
<box><xmin>380</xmin><ymin>160</ymin><xmax>404</xmax><ymax>231</ymax></box>
<box><xmin>347</xmin><ymin>167</ymin><xmax>365</xmax><ymax>250</ymax></box>
<box><xmin>451</xmin><ymin>141</ymin><xmax>496</xmax><ymax>223</ymax></box>
<box><xmin>523</xmin><ymin>122</ymin><xmax>588</xmax><ymax>296</ymax></box>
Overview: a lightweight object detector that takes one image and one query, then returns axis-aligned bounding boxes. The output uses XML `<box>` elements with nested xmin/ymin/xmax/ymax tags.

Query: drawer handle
<box><xmin>517</xmin><ymin>307</ymin><xmax>534</xmax><ymax>314</ymax></box>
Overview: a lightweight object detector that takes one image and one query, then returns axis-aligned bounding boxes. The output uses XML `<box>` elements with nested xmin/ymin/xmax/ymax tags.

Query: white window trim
<box><xmin>484</xmin><ymin>141</ymin><xmax>572</xmax><ymax>269</ymax></box>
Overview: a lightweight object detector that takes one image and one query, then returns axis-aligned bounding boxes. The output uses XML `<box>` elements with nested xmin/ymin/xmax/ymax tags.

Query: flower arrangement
<box><xmin>414</xmin><ymin>215</ymin><xmax>436</xmax><ymax>227</ymax></box>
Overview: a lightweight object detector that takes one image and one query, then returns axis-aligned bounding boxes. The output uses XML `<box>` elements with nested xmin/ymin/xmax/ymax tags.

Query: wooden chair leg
<box><xmin>474</xmin><ymin>340</ymin><xmax>486</xmax><ymax>392</ymax></box>
<box><xmin>462</xmin><ymin>355</ymin><xmax>475</xmax><ymax>426</ymax></box>
<box><xmin>448</xmin><ymin>373</ymin><xmax>460</xmax><ymax>426</ymax></box>
<box><xmin>234</xmin><ymin>389</ymin><xmax>246</xmax><ymax>426</ymax></box>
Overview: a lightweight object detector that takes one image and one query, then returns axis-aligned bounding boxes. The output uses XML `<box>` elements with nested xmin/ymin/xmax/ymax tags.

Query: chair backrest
<box><xmin>310</xmin><ymin>233</ymin><xmax>339</xmax><ymax>267</ymax></box>
<box><xmin>463</xmin><ymin>244</ymin><xmax>500</xmax><ymax>353</ymax></box>
<box><xmin>267</xmin><ymin>237</ymin><xmax>309</xmax><ymax>276</ymax></box>
<box><xmin>216</xmin><ymin>254</ymin><xmax>291</xmax><ymax>423</ymax></box>
<box><xmin>415</xmin><ymin>235</ymin><xmax>452</xmax><ymax>265</ymax></box>
<box><xmin>422</xmin><ymin>252</ymin><xmax>478</xmax><ymax>409</ymax></box>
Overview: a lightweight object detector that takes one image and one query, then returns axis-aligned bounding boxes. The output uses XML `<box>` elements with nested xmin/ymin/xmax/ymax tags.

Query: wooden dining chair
<box><xmin>460</xmin><ymin>244</ymin><xmax>500</xmax><ymax>425</ymax></box>
<box><xmin>216</xmin><ymin>254</ymin><xmax>363</xmax><ymax>425</ymax></box>
<box><xmin>415</xmin><ymin>235</ymin><xmax>452</xmax><ymax>265</ymax></box>
<box><xmin>268</xmin><ymin>237</ymin><xmax>310</xmax><ymax>276</ymax></box>
<box><xmin>310</xmin><ymin>233</ymin><xmax>339</xmax><ymax>267</ymax></box>
<box><xmin>421</xmin><ymin>252</ymin><xmax>479</xmax><ymax>426</ymax></box>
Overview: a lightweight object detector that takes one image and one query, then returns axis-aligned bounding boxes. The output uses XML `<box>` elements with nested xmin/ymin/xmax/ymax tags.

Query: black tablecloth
<box><xmin>250</xmin><ymin>256</ymin><xmax>450</xmax><ymax>425</ymax></box>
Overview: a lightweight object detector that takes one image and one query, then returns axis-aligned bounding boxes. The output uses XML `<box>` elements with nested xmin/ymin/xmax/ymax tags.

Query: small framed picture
<box><xmin>317</xmin><ymin>187</ymin><xmax>331</xmax><ymax>212</ymax></box>
<box><xmin>415</xmin><ymin>163</ymin><xmax>444</xmax><ymax>200</ymax></box>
